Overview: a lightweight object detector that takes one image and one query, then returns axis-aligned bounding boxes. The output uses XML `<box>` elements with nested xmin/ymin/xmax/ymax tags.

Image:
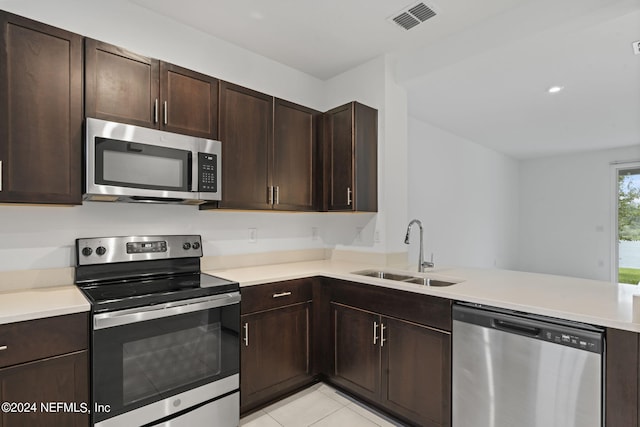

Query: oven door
<box><xmin>91</xmin><ymin>292</ymin><xmax>240</xmax><ymax>426</ymax></box>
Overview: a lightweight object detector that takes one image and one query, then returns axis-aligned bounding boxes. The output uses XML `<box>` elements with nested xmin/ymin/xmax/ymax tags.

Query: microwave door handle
<box><xmin>190</xmin><ymin>151</ymin><xmax>198</xmax><ymax>192</ymax></box>
<box><xmin>93</xmin><ymin>292</ymin><xmax>241</xmax><ymax>330</ymax></box>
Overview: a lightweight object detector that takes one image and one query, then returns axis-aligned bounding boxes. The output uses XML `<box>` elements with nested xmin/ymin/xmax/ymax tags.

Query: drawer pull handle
<box><xmin>272</xmin><ymin>292</ymin><xmax>292</xmax><ymax>298</ymax></box>
<box><xmin>0</xmin><ymin>345</ymin><xmax>7</xmax><ymax>351</ymax></box>
<box><xmin>243</xmin><ymin>323</ymin><xmax>249</xmax><ymax>347</ymax></box>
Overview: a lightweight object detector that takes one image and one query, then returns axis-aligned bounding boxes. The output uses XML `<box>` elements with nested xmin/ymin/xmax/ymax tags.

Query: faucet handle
<box><xmin>422</xmin><ymin>253</ymin><xmax>435</xmax><ymax>269</ymax></box>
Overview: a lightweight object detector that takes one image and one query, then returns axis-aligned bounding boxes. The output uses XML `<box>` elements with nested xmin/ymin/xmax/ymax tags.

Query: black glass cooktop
<box><xmin>78</xmin><ymin>272</ymin><xmax>239</xmax><ymax>313</ymax></box>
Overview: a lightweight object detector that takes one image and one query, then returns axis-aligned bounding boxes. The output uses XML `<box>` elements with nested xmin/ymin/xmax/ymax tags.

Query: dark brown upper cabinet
<box><xmin>0</xmin><ymin>11</ymin><xmax>83</xmax><ymax>204</ymax></box>
<box><xmin>273</xmin><ymin>99</ymin><xmax>319</xmax><ymax>211</ymax></box>
<box><xmin>85</xmin><ymin>39</ymin><xmax>218</xmax><ymax>139</ymax></box>
<box><xmin>217</xmin><ymin>82</ymin><xmax>273</xmax><ymax>210</ymax></box>
<box><xmin>323</xmin><ymin>101</ymin><xmax>378</xmax><ymax>212</ymax></box>
<box><xmin>215</xmin><ymin>83</ymin><xmax>320</xmax><ymax>211</ymax></box>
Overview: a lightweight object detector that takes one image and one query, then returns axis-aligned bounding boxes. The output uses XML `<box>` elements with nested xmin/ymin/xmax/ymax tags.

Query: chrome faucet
<box><xmin>404</xmin><ymin>219</ymin><xmax>434</xmax><ymax>272</ymax></box>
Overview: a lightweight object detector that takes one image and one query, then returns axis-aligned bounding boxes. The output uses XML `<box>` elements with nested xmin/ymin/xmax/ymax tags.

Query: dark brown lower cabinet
<box><xmin>605</xmin><ymin>327</ymin><xmax>639</xmax><ymax>427</ymax></box>
<box><xmin>330</xmin><ymin>302</ymin><xmax>450</xmax><ymax>427</ymax></box>
<box><xmin>383</xmin><ymin>317</ymin><xmax>450</xmax><ymax>427</ymax></box>
<box><xmin>241</xmin><ymin>302</ymin><xmax>312</xmax><ymax>413</ymax></box>
<box><xmin>331</xmin><ymin>303</ymin><xmax>380</xmax><ymax>402</ymax></box>
<box><xmin>0</xmin><ymin>351</ymin><xmax>89</xmax><ymax>427</ymax></box>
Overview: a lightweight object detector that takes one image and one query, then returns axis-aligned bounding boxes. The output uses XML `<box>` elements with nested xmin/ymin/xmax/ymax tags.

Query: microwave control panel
<box><xmin>198</xmin><ymin>153</ymin><xmax>217</xmax><ymax>192</ymax></box>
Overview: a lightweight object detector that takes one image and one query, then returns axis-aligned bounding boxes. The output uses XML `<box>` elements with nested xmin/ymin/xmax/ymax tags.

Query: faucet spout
<box><xmin>404</xmin><ymin>219</ymin><xmax>433</xmax><ymax>272</ymax></box>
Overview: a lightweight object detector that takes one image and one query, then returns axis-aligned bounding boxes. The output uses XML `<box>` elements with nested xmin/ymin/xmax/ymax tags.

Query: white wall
<box><xmin>407</xmin><ymin>117</ymin><xmax>520</xmax><ymax>270</ymax></box>
<box><xmin>518</xmin><ymin>145</ymin><xmax>640</xmax><ymax>280</ymax></box>
<box><xmin>323</xmin><ymin>55</ymin><xmax>409</xmax><ymax>255</ymax></box>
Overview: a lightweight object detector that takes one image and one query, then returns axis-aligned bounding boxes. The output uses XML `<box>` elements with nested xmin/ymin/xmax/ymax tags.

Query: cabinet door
<box><xmin>0</xmin><ymin>12</ymin><xmax>82</xmax><ymax>204</ymax></box>
<box><xmin>330</xmin><ymin>303</ymin><xmax>380</xmax><ymax>402</ymax></box>
<box><xmin>160</xmin><ymin>62</ymin><xmax>218</xmax><ymax>139</ymax></box>
<box><xmin>85</xmin><ymin>39</ymin><xmax>160</xmax><ymax>128</ymax></box>
<box><xmin>218</xmin><ymin>82</ymin><xmax>273</xmax><ymax>209</ymax></box>
<box><xmin>383</xmin><ymin>317</ymin><xmax>451</xmax><ymax>427</ymax></box>
<box><xmin>272</xmin><ymin>99</ymin><xmax>318</xmax><ymax>211</ymax></box>
<box><xmin>323</xmin><ymin>103</ymin><xmax>353</xmax><ymax>211</ymax></box>
<box><xmin>353</xmin><ymin>102</ymin><xmax>378</xmax><ymax>212</ymax></box>
<box><xmin>241</xmin><ymin>303</ymin><xmax>310</xmax><ymax>413</ymax></box>
<box><xmin>0</xmin><ymin>351</ymin><xmax>89</xmax><ymax>427</ymax></box>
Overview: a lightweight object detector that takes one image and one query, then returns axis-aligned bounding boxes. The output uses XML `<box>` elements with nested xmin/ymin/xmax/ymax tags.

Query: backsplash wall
<box><xmin>0</xmin><ymin>203</ymin><xmax>379</xmax><ymax>271</ymax></box>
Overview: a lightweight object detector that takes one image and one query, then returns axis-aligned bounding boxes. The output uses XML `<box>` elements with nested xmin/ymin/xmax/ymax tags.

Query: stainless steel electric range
<box><xmin>75</xmin><ymin>235</ymin><xmax>240</xmax><ymax>427</ymax></box>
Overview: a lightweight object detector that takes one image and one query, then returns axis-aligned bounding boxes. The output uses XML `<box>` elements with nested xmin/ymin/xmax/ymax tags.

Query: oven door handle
<box><xmin>93</xmin><ymin>292</ymin><xmax>241</xmax><ymax>330</ymax></box>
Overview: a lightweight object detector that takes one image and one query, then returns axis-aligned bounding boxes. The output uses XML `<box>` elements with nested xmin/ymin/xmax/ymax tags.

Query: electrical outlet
<box><xmin>634</xmin><ymin>40</ymin><xmax>640</xmax><ymax>55</ymax></box>
<box><xmin>355</xmin><ymin>227</ymin><xmax>363</xmax><ymax>243</ymax></box>
<box><xmin>374</xmin><ymin>230</ymin><xmax>381</xmax><ymax>243</ymax></box>
<box><xmin>311</xmin><ymin>227</ymin><xmax>319</xmax><ymax>241</ymax></box>
<box><xmin>248</xmin><ymin>228</ymin><xmax>257</xmax><ymax>243</ymax></box>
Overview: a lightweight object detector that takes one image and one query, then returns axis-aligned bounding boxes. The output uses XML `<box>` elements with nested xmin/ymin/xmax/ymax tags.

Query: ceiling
<box><xmin>132</xmin><ymin>0</ymin><xmax>640</xmax><ymax>159</ymax></box>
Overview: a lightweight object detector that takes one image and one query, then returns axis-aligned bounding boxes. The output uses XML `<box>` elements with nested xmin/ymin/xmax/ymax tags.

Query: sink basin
<box><xmin>352</xmin><ymin>269</ymin><xmax>458</xmax><ymax>287</ymax></box>
<box><xmin>402</xmin><ymin>277</ymin><xmax>456</xmax><ymax>287</ymax></box>
<box><xmin>354</xmin><ymin>270</ymin><xmax>416</xmax><ymax>281</ymax></box>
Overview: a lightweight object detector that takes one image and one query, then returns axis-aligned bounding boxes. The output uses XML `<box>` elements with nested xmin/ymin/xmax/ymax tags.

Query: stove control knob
<box><xmin>81</xmin><ymin>247</ymin><xmax>93</xmax><ymax>257</ymax></box>
<box><xmin>183</xmin><ymin>242</ymin><xmax>191</xmax><ymax>250</ymax></box>
<box><xmin>192</xmin><ymin>242</ymin><xmax>200</xmax><ymax>250</ymax></box>
<box><xmin>96</xmin><ymin>246</ymin><xmax>107</xmax><ymax>256</ymax></box>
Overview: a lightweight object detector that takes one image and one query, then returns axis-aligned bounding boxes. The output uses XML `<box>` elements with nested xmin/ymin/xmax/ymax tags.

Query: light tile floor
<box><xmin>240</xmin><ymin>384</ymin><xmax>407</xmax><ymax>427</ymax></box>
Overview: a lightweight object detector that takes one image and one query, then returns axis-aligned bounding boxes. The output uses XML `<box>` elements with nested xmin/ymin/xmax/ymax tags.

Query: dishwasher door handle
<box><xmin>493</xmin><ymin>319</ymin><xmax>541</xmax><ymax>337</ymax></box>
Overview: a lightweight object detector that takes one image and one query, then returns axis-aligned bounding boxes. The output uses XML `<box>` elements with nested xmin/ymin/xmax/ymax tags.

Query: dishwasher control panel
<box><xmin>541</xmin><ymin>330</ymin><xmax>601</xmax><ymax>352</ymax></box>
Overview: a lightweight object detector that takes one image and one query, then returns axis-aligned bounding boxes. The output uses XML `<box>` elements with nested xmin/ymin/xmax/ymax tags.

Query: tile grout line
<box><xmin>306</xmin><ymin>404</ymin><xmax>349</xmax><ymax>427</ymax></box>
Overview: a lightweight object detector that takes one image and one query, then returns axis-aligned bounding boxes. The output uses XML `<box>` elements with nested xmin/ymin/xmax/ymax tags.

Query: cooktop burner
<box><xmin>74</xmin><ymin>235</ymin><xmax>239</xmax><ymax>313</ymax></box>
<box><xmin>78</xmin><ymin>272</ymin><xmax>239</xmax><ymax>313</ymax></box>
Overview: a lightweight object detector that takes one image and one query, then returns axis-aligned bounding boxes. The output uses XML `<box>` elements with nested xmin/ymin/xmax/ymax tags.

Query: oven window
<box><xmin>122</xmin><ymin>323</ymin><xmax>221</xmax><ymax>405</ymax></box>
<box><xmin>92</xmin><ymin>303</ymin><xmax>239</xmax><ymax>423</ymax></box>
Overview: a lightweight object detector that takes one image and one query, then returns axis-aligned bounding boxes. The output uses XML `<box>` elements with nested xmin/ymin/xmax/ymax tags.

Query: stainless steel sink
<box><xmin>402</xmin><ymin>277</ymin><xmax>456</xmax><ymax>287</ymax></box>
<box><xmin>352</xmin><ymin>269</ymin><xmax>458</xmax><ymax>287</ymax></box>
<box><xmin>354</xmin><ymin>270</ymin><xmax>416</xmax><ymax>281</ymax></box>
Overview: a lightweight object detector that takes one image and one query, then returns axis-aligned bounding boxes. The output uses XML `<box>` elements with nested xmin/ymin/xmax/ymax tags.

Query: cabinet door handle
<box><xmin>163</xmin><ymin>101</ymin><xmax>168</xmax><ymax>125</ymax></box>
<box><xmin>268</xmin><ymin>186</ymin><xmax>274</xmax><ymax>204</ymax></box>
<box><xmin>0</xmin><ymin>345</ymin><xmax>7</xmax><ymax>351</ymax></box>
<box><xmin>153</xmin><ymin>99</ymin><xmax>158</xmax><ymax>123</ymax></box>
<box><xmin>243</xmin><ymin>323</ymin><xmax>249</xmax><ymax>347</ymax></box>
<box><xmin>275</xmin><ymin>186</ymin><xmax>280</xmax><ymax>205</ymax></box>
<box><xmin>272</xmin><ymin>291</ymin><xmax>292</xmax><ymax>298</ymax></box>
<box><xmin>373</xmin><ymin>321</ymin><xmax>379</xmax><ymax>345</ymax></box>
<box><xmin>0</xmin><ymin>160</ymin><xmax>3</xmax><ymax>192</ymax></box>
<box><xmin>381</xmin><ymin>323</ymin><xmax>386</xmax><ymax>347</ymax></box>
<box><xmin>347</xmin><ymin>187</ymin><xmax>352</xmax><ymax>206</ymax></box>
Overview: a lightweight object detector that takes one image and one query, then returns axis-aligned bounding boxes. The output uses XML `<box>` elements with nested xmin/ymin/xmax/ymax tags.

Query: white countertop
<box><xmin>2</xmin><ymin>258</ymin><xmax>638</xmax><ymax>332</ymax></box>
<box><xmin>0</xmin><ymin>285</ymin><xmax>90</xmax><ymax>325</ymax></box>
<box><xmin>207</xmin><ymin>259</ymin><xmax>640</xmax><ymax>333</ymax></box>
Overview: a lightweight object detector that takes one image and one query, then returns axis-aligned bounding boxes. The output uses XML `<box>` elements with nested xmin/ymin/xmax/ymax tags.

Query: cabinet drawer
<box><xmin>327</xmin><ymin>279</ymin><xmax>452</xmax><ymax>331</ymax></box>
<box><xmin>241</xmin><ymin>278</ymin><xmax>312</xmax><ymax>314</ymax></box>
<box><xmin>0</xmin><ymin>313</ymin><xmax>88</xmax><ymax>369</ymax></box>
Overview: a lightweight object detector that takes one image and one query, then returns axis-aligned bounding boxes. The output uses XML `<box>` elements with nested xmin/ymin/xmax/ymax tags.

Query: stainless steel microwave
<box><xmin>84</xmin><ymin>118</ymin><xmax>221</xmax><ymax>204</ymax></box>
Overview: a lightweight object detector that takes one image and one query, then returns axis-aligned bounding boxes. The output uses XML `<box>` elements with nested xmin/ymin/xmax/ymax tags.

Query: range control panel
<box><xmin>76</xmin><ymin>235</ymin><xmax>203</xmax><ymax>265</ymax></box>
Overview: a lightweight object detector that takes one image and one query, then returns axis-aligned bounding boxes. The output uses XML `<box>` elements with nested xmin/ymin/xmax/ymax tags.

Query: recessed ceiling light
<box><xmin>547</xmin><ymin>86</ymin><xmax>564</xmax><ymax>94</ymax></box>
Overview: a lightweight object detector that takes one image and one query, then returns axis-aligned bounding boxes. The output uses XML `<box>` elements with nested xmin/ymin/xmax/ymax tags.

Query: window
<box><xmin>613</xmin><ymin>162</ymin><xmax>640</xmax><ymax>284</ymax></box>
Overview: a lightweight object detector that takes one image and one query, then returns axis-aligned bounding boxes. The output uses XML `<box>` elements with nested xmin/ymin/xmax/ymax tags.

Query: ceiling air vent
<box><xmin>389</xmin><ymin>2</ymin><xmax>437</xmax><ymax>31</ymax></box>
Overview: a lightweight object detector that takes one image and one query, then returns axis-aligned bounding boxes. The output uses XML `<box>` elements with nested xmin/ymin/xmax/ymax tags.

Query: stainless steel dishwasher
<box><xmin>452</xmin><ymin>303</ymin><xmax>604</xmax><ymax>427</ymax></box>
